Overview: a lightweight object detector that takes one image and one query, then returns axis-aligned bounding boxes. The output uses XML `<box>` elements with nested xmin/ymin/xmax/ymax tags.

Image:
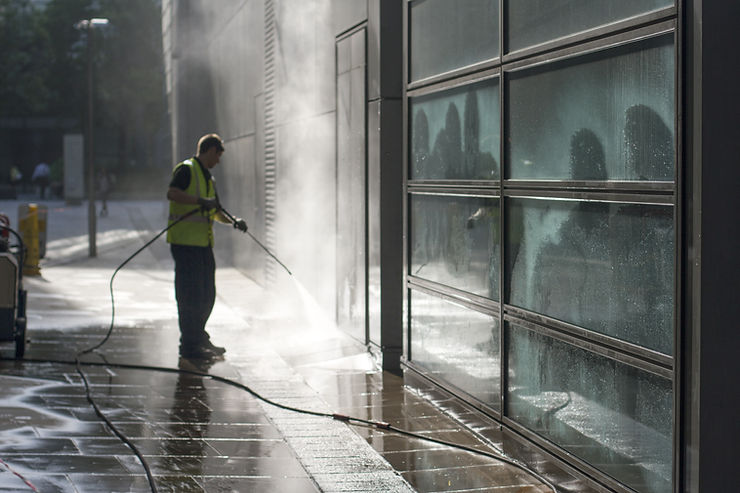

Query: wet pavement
<box><xmin>0</xmin><ymin>199</ymin><xmax>596</xmax><ymax>492</ymax></box>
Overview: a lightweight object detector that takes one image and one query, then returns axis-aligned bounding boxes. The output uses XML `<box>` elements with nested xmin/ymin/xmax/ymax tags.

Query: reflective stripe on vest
<box><xmin>166</xmin><ymin>158</ymin><xmax>216</xmax><ymax>247</ymax></box>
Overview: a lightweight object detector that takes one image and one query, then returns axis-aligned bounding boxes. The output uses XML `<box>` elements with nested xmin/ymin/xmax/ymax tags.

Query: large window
<box><xmin>506</xmin><ymin>198</ymin><xmax>674</xmax><ymax>354</ymax></box>
<box><xmin>507</xmin><ymin>323</ymin><xmax>672</xmax><ymax>493</ymax></box>
<box><xmin>409</xmin><ymin>0</ymin><xmax>499</xmax><ymax>82</ymax></box>
<box><xmin>507</xmin><ymin>34</ymin><xmax>674</xmax><ymax>181</ymax></box>
<box><xmin>411</xmin><ymin>290</ymin><xmax>500</xmax><ymax>409</ymax></box>
<box><xmin>410</xmin><ymin>78</ymin><xmax>500</xmax><ymax>180</ymax></box>
<box><xmin>405</xmin><ymin>2</ymin><xmax>677</xmax><ymax>492</ymax></box>
<box><xmin>411</xmin><ymin>194</ymin><xmax>499</xmax><ymax>300</ymax></box>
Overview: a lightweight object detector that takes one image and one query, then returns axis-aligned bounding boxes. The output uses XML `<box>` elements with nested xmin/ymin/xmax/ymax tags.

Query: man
<box><xmin>167</xmin><ymin>133</ymin><xmax>247</xmax><ymax>359</ymax></box>
<box><xmin>32</xmin><ymin>162</ymin><xmax>50</xmax><ymax>199</ymax></box>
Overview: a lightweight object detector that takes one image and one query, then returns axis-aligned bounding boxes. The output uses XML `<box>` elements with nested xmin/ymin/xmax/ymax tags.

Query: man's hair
<box><xmin>197</xmin><ymin>133</ymin><xmax>225</xmax><ymax>154</ymax></box>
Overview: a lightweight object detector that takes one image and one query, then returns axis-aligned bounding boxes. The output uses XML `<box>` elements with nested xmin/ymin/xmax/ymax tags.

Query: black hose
<box><xmin>71</xmin><ymin>207</ymin><xmax>202</xmax><ymax>493</ymax></box>
<box><xmin>10</xmin><ymin>356</ymin><xmax>559</xmax><ymax>493</ymax></box>
<box><xmin>80</xmin><ymin>207</ymin><xmax>199</xmax><ymax>354</ymax></box>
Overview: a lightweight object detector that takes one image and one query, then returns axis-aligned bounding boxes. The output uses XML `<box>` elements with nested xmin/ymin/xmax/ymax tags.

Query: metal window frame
<box><xmin>408</xmin><ymin>275</ymin><xmax>501</xmax><ymax>315</ymax></box>
<box><xmin>505</xmin><ymin>311</ymin><xmax>673</xmax><ymax>378</ymax></box>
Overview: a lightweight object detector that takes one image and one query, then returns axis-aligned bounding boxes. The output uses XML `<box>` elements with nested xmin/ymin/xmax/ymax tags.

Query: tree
<box><xmin>0</xmin><ymin>0</ymin><xmax>52</xmax><ymax>116</ymax></box>
<box><xmin>95</xmin><ymin>0</ymin><xmax>166</xmax><ymax>168</ymax></box>
<box><xmin>39</xmin><ymin>0</ymin><xmax>93</xmax><ymax>121</ymax></box>
<box><xmin>39</xmin><ymin>0</ymin><xmax>166</xmax><ymax>169</ymax></box>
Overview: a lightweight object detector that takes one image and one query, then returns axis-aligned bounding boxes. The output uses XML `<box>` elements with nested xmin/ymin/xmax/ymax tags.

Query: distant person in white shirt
<box><xmin>32</xmin><ymin>162</ymin><xmax>51</xmax><ymax>199</ymax></box>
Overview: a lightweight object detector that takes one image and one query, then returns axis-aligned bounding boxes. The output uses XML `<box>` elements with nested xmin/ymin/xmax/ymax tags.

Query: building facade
<box><xmin>162</xmin><ymin>1</ymin><xmax>739</xmax><ymax>492</ymax></box>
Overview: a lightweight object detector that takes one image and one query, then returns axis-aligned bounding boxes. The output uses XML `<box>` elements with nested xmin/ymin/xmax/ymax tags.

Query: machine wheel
<box><xmin>15</xmin><ymin>317</ymin><xmax>26</xmax><ymax>359</ymax></box>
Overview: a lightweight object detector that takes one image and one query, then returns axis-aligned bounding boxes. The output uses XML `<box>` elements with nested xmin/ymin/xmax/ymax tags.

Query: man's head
<box><xmin>196</xmin><ymin>133</ymin><xmax>225</xmax><ymax>168</ymax></box>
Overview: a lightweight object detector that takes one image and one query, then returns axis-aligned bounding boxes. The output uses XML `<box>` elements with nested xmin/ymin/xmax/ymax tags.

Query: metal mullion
<box><xmin>409</xmin><ymin>179</ymin><xmax>500</xmax><ymax>188</ymax></box>
<box><xmin>499</xmin><ymin>52</ymin><xmax>508</xmax><ymax>421</ymax></box>
<box><xmin>503</xmin><ymin>19</ymin><xmax>675</xmax><ymax>74</ymax></box>
<box><xmin>505</xmin><ymin>304</ymin><xmax>675</xmax><ymax>370</ymax></box>
<box><xmin>407</xmin><ymin>67</ymin><xmax>501</xmax><ymax>99</ymax></box>
<box><xmin>363</xmin><ymin>27</ymin><xmax>369</xmax><ymax>347</ymax></box>
<box><xmin>407</xmin><ymin>185</ymin><xmax>499</xmax><ymax>198</ymax></box>
<box><xmin>503</xmin><ymin>188</ymin><xmax>675</xmax><ymax>206</ymax></box>
<box><xmin>504</xmin><ymin>312</ymin><xmax>674</xmax><ymax>379</ymax></box>
<box><xmin>502</xmin><ymin>6</ymin><xmax>677</xmax><ymax>65</ymax></box>
<box><xmin>408</xmin><ymin>276</ymin><xmax>500</xmax><ymax>317</ymax></box>
<box><xmin>403</xmin><ymin>0</ymin><xmax>412</xmax><ymax>363</ymax></box>
<box><xmin>407</xmin><ymin>60</ymin><xmax>502</xmax><ymax>93</ymax></box>
<box><xmin>504</xmin><ymin>179</ymin><xmax>675</xmax><ymax>194</ymax></box>
<box><xmin>672</xmin><ymin>1</ymin><xmax>684</xmax><ymax>491</ymax></box>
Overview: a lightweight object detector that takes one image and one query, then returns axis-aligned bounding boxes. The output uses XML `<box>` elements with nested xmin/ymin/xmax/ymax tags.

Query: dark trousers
<box><xmin>170</xmin><ymin>244</ymin><xmax>216</xmax><ymax>348</ymax></box>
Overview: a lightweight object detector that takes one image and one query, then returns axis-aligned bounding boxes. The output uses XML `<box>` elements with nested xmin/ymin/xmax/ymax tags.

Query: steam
<box><xmin>177</xmin><ymin>0</ymin><xmax>339</xmax><ymax>326</ymax></box>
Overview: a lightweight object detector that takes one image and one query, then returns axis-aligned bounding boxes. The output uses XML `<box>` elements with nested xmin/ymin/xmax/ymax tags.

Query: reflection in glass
<box><xmin>507</xmin><ymin>34</ymin><xmax>674</xmax><ymax>181</ymax></box>
<box><xmin>507</xmin><ymin>0</ymin><xmax>673</xmax><ymax>52</ymax></box>
<box><xmin>507</xmin><ymin>324</ymin><xmax>672</xmax><ymax>493</ymax></box>
<box><xmin>411</xmin><ymin>194</ymin><xmax>499</xmax><ymax>300</ymax></box>
<box><xmin>411</xmin><ymin>79</ymin><xmax>500</xmax><ymax>180</ymax></box>
<box><xmin>411</xmin><ymin>290</ymin><xmax>500</xmax><ymax>409</ymax></box>
<box><xmin>506</xmin><ymin>197</ymin><xmax>674</xmax><ymax>354</ymax></box>
<box><xmin>410</xmin><ymin>0</ymin><xmax>499</xmax><ymax>82</ymax></box>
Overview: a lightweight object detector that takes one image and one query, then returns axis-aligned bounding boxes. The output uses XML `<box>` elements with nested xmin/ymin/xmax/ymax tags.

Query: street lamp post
<box><xmin>76</xmin><ymin>18</ymin><xmax>109</xmax><ymax>258</ymax></box>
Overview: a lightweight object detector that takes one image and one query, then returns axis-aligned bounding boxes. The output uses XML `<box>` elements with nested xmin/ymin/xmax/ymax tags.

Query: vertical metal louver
<box><xmin>263</xmin><ymin>0</ymin><xmax>277</xmax><ymax>282</ymax></box>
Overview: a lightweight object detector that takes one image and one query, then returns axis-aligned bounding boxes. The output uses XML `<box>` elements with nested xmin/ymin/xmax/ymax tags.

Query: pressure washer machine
<box><xmin>0</xmin><ymin>214</ymin><xmax>27</xmax><ymax>358</ymax></box>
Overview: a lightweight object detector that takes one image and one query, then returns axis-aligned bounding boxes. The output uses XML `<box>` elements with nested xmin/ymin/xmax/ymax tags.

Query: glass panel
<box><xmin>410</xmin><ymin>0</ymin><xmax>499</xmax><ymax>82</ymax></box>
<box><xmin>336</xmin><ymin>31</ymin><xmax>366</xmax><ymax>342</ymax></box>
<box><xmin>411</xmin><ymin>194</ymin><xmax>499</xmax><ymax>300</ymax></box>
<box><xmin>411</xmin><ymin>79</ymin><xmax>500</xmax><ymax>180</ymax></box>
<box><xmin>506</xmin><ymin>198</ymin><xmax>674</xmax><ymax>354</ymax></box>
<box><xmin>507</xmin><ymin>324</ymin><xmax>672</xmax><ymax>493</ymax></box>
<box><xmin>507</xmin><ymin>0</ymin><xmax>673</xmax><ymax>52</ymax></box>
<box><xmin>507</xmin><ymin>34</ymin><xmax>674</xmax><ymax>181</ymax></box>
<box><xmin>411</xmin><ymin>290</ymin><xmax>500</xmax><ymax>409</ymax></box>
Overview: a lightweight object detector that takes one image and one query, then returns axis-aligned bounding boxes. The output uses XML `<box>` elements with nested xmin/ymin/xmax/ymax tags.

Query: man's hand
<box><xmin>233</xmin><ymin>218</ymin><xmax>248</xmax><ymax>232</ymax></box>
<box><xmin>197</xmin><ymin>197</ymin><xmax>219</xmax><ymax>210</ymax></box>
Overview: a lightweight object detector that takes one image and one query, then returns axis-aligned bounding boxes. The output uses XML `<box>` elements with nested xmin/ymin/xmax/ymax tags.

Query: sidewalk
<box><xmin>0</xmin><ymin>199</ymin><xmax>587</xmax><ymax>493</ymax></box>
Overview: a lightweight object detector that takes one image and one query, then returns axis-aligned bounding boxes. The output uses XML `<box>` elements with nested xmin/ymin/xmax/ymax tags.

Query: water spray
<box><xmin>217</xmin><ymin>205</ymin><xmax>292</xmax><ymax>276</ymax></box>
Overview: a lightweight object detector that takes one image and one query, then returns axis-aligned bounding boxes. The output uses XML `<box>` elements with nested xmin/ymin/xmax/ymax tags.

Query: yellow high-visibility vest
<box><xmin>166</xmin><ymin>158</ymin><xmax>216</xmax><ymax>247</ymax></box>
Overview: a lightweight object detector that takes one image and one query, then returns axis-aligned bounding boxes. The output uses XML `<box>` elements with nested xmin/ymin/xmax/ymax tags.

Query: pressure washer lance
<box><xmin>218</xmin><ymin>203</ymin><xmax>292</xmax><ymax>276</ymax></box>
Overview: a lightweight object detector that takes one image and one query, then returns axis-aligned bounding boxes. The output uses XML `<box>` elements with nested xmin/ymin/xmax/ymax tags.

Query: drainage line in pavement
<box><xmin>6</xmin><ymin>356</ymin><xmax>559</xmax><ymax>493</ymax></box>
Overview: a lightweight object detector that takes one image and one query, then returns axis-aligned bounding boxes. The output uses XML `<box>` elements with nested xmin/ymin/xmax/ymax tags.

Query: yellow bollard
<box><xmin>37</xmin><ymin>204</ymin><xmax>47</xmax><ymax>259</ymax></box>
<box><xmin>18</xmin><ymin>204</ymin><xmax>41</xmax><ymax>276</ymax></box>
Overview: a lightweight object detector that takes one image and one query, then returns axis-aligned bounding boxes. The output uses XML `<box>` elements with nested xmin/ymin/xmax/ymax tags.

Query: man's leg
<box><xmin>196</xmin><ymin>248</ymin><xmax>225</xmax><ymax>355</ymax></box>
<box><xmin>171</xmin><ymin>244</ymin><xmax>209</xmax><ymax>351</ymax></box>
